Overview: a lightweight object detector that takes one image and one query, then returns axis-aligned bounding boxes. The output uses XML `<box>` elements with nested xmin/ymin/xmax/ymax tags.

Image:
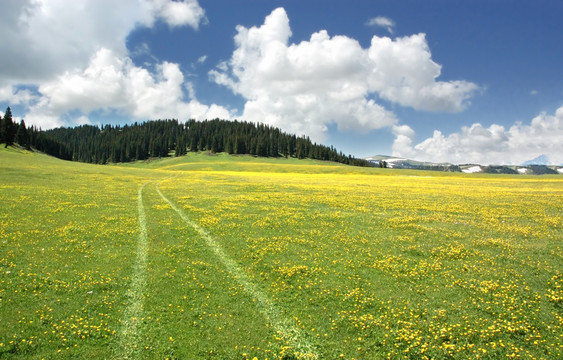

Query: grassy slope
<box><xmin>1</xmin><ymin>148</ymin><xmax>562</xmax><ymax>359</ymax></box>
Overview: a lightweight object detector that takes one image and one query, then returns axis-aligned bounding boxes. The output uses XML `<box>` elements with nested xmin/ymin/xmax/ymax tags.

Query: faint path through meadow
<box><xmin>116</xmin><ymin>182</ymin><xmax>149</xmax><ymax>359</ymax></box>
<box><xmin>155</xmin><ymin>181</ymin><xmax>318</xmax><ymax>359</ymax></box>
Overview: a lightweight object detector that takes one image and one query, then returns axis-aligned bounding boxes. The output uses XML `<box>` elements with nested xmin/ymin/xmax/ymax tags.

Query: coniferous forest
<box><xmin>1</xmin><ymin>107</ymin><xmax>373</xmax><ymax>167</ymax></box>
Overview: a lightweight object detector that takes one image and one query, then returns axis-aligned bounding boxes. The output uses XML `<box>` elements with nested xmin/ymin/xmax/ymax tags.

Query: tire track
<box><xmin>116</xmin><ymin>182</ymin><xmax>149</xmax><ymax>359</ymax></box>
<box><xmin>155</xmin><ymin>182</ymin><xmax>317</xmax><ymax>359</ymax></box>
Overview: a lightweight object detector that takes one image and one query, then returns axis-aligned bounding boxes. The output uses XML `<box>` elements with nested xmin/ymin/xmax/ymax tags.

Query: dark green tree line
<box><xmin>1</xmin><ymin>110</ymin><xmax>373</xmax><ymax>167</ymax></box>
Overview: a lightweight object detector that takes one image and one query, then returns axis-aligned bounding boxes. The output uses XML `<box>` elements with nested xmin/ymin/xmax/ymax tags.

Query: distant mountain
<box><xmin>461</xmin><ymin>165</ymin><xmax>482</xmax><ymax>174</ymax></box>
<box><xmin>365</xmin><ymin>155</ymin><xmax>562</xmax><ymax>175</ymax></box>
<box><xmin>522</xmin><ymin>154</ymin><xmax>550</xmax><ymax>166</ymax></box>
<box><xmin>365</xmin><ymin>155</ymin><xmax>460</xmax><ymax>172</ymax></box>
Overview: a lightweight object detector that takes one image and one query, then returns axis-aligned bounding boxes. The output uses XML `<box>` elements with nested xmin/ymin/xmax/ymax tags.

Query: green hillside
<box><xmin>1</xmin><ymin>148</ymin><xmax>562</xmax><ymax>359</ymax></box>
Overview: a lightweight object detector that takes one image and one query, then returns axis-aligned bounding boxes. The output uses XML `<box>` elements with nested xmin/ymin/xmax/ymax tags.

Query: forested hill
<box><xmin>25</xmin><ymin>118</ymin><xmax>372</xmax><ymax>167</ymax></box>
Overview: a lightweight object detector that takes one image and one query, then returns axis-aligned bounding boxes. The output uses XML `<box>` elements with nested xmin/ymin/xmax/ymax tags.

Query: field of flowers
<box><xmin>1</xmin><ymin>148</ymin><xmax>561</xmax><ymax>359</ymax></box>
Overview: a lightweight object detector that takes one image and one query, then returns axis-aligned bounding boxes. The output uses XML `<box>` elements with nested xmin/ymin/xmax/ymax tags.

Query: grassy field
<box><xmin>0</xmin><ymin>147</ymin><xmax>561</xmax><ymax>359</ymax></box>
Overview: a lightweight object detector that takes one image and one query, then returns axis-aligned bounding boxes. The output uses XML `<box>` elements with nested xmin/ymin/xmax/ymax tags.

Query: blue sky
<box><xmin>1</xmin><ymin>0</ymin><xmax>562</xmax><ymax>164</ymax></box>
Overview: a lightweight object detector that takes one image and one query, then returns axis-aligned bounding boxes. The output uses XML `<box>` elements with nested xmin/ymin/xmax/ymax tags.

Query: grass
<box><xmin>0</xmin><ymin>147</ymin><xmax>561</xmax><ymax>359</ymax></box>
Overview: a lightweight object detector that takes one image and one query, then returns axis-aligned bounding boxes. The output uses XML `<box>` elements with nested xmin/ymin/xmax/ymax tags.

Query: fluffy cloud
<box><xmin>392</xmin><ymin>106</ymin><xmax>563</xmax><ymax>165</ymax></box>
<box><xmin>391</xmin><ymin>124</ymin><xmax>418</xmax><ymax>159</ymax></box>
<box><xmin>366</xmin><ymin>34</ymin><xmax>479</xmax><ymax>111</ymax></box>
<box><xmin>366</xmin><ymin>16</ymin><xmax>395</xmax><ymax>34</ymax></box>
<box><xmin>154</xmin><ymin>0</ymin><xmax>207</xmax><ymax>28</ymax></box>
<box><xmin>24</xmin><ymin>49</ymin><xmax>232</xmax><ymax>127</ymax></box>
<box><xmin>0</xmin><ymin>0</ymin><xmax>222</xmax><ymax>128</ymax></box>
<box><xmin>0</xmin><ymin>86</ymin><xmax>38</xmax><ymax>106</ymax></box>
<box><xmin>210</xmin><ymin>8</ymin><xmax>478</xmax><ymax>142</ymax></box>
<box><xmin>0</xmin><ymin>0</ymin><xmax>205</xmax><ymax>84</ymax></box>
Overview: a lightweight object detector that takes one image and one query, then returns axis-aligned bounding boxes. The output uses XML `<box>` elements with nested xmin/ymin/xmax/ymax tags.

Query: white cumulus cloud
<box><xmin>392</xmin><ymin>106</ymin><xmax>563</xmax><ymax>165</ymax></box>
<box><xmin>0</xmin><ymin>0</ymin><xmax>205</xmax><ymax>84</ymax></box>
<box><xmin>210</xmin><ymin>7</ymin><xmax>478</xmax><ymax>142</ymax></box>
<box><xmin>24</xmin><ymin>49</ymin><xmax>232</xmax><ymax>128</ymax></box>
<box><xmin>0</xmin><ymin>86</ymin><xmax>39</xmax><ymax>106</ymax></box>
<box><xmin>366</xmin><ymin>16</ymin><xmax>395</xmax><ymax>34</ymax></box>
<box><xmin>366</xmin><ymin>34</ymin><xmax>479</xmax><ymax>112</ymax></box>
<box><xmin>0</xmin><ymin>0</ymin><xmax>225</xmax><ymax>129</ymax></box>
<box><xmin>154</xmin><ymin>0</ymin><xmax>207</xmax><ymax>28</ymax></box>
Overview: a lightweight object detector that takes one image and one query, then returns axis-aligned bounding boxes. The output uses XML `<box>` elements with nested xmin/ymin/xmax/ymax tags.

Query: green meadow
<box><xmin>0</xmin><ymin>147</ymin><xmax>561</xmax><ymax>359</ymax></box>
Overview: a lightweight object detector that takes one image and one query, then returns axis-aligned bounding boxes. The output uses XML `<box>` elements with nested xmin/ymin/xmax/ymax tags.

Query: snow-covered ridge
<box><xmin>462</xmin><ymin>166</ymin><xmax>482</xmax><ymax>174</ymax></box>
<box><xmin>366</xmin><ymin>155</ymin><xmax>562</xmax><ymax>174</ymax></box>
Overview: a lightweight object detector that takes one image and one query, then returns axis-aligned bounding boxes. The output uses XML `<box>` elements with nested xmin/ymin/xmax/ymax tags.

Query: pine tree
<box><xmin>2</xmin><ymin>107</ymin><xmax>15</xmax><ymax>147</ymax></box>
<box><xmin>16</xmin><ymin>119</ymin><xmax>30</xmax><ymax>149</ymax></box>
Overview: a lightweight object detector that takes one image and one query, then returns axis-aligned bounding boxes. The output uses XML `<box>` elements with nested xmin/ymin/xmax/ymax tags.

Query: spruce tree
<box><xmin>16</xmin><ymin>119</ymin><xmax>30</xmax><ymax>149</ymax></box>
<box><xmin>2</xmin><ymin>107</ymin><xmax>15</xmax><ymax>147</ymax></box>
